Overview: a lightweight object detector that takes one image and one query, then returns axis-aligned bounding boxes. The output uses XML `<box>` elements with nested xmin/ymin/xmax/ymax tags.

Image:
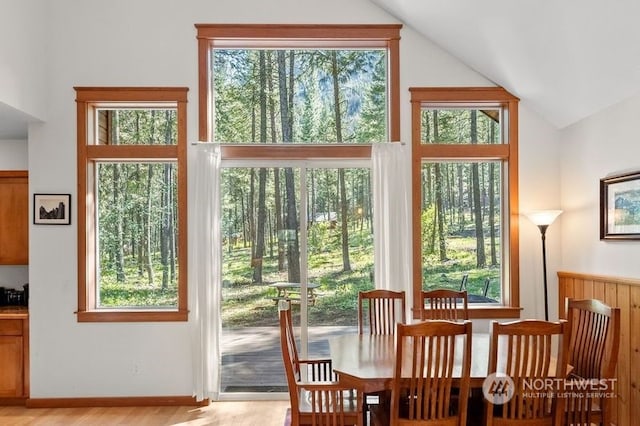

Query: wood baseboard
<box><xmin>26</xmin><ymin>396</ymin><xmax>209</xmax><ymax>408</ymax></box>
<box><xmin>0</xmin><ymin>397</ymin><xmax>27</xmax><ymax>406</ymax></box>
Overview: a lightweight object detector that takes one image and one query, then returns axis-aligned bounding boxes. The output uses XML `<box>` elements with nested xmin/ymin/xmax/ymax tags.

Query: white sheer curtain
<box><xmin>372</xmin><ymin>142</ymin><xmax>412</xmax><ymax>301</ymax></box>
<box><xmin>192</xmin><ymin>144</ymin><xmax>222</xmax><ymax>401</ymax></box>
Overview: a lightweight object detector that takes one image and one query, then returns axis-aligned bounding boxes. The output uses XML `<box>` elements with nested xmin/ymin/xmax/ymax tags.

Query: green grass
<box><xmin>97</xmin><ymin>224</ymin><xmax>502</xmax><ymax>322</ymax></box>
<box><xmin>221</xmin><ymin>226</ymin><xmax>374</xmax><ymax>327</ymax></box>
<box><xmin>99</xmin><ymin>264</ymin><xmax>178</xmax><ymax>307</ymax></box>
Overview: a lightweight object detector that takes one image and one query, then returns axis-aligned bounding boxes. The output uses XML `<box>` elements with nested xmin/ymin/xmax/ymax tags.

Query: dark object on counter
<box><xmin>4</xmin><ymin>289</ymin><xmax>25</xmax><ymax>306</ymax></box>
<box><xmin>0</xmin><ymin>285</ymin><xmax>28</xmax><ymax>306</ymax></box>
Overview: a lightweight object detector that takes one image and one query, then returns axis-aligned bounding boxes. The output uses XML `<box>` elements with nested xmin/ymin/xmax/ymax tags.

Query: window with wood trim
<box><xmin>410</xmin><ymin>87</ymin><xmax>520</xmax><ymax>319</ymax></box>
<box><xmin>75</xmin><ymin>87</ymin><xmax>188</xmax><ymax>322</ymax></box>
<box><xmin>196</xmin><ymin>24</ymin><xmax>401</xmax><ymax>156</ymax></box>
<box><xmin>195</xmin><ymin>24</ymin><xmax>401</xmax><ymax>334</ymax></box>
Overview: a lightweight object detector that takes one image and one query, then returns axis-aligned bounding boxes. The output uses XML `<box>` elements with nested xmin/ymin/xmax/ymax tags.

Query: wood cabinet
<box><xmin>0</xmin><ymin>310</ymin><xmax>29</xmax><ymax>401</ymax></box>
<box><xmin>0</xmin><ymin>171</ymin><xmax>28</xmax><ymax>264</ymax></box>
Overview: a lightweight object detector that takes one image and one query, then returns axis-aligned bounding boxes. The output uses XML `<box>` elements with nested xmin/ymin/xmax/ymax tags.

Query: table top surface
<box><xmin>329</xmin><ymin>332</ymin><xmax>567</xmax><ymax>393</ymax></box>
<box><xmin>329</xmin><ymin>333</ymin><xmax>489</xmax><ymax>387</ymax></box>
<box><xmin>269</xmin><ymin>282</ymin><xmax>319</xmax><ymax>289</ymax></box>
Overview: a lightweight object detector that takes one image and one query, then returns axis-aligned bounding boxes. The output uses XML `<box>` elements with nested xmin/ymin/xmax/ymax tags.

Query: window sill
<box><xmin>467</xmin><ymin>305</ymin><xmax>522</xmax><ymax>319</ymax></box>
<box><xmin>76</xmin><ymin>309</ymin><xmax>188</xmax><ymax>322</ymax></box>
<box><xmin>411</xmin><ymin>305</ymin><xmax>522</xmax><ymax>321</ymax></box>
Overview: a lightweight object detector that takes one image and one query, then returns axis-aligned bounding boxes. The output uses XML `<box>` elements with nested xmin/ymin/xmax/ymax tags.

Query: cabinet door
<box><xmin>0</xmin><ymin>336</ymin><xmax>23</xmax><ymax>397</ymax></box>
<box><xmin>0</xmin><ymin>171</ymin><xmax>29</xmax><ymax>264</ymax></box>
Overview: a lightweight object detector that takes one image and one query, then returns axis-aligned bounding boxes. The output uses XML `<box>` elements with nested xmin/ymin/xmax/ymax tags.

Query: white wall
<box><xmin>518</xmin><ymin>103</ymin><xmax>563</xmax><ymax>320</ymax></box>
<box><xmin>24</xmin><ymin>0</ymin><xmax>562</xmax><ymax>398</ymax></box>
<box><xmin>0</xmin><ymin>0</ymin><xmax>47</xmax><ymax>120</ymax></box>
<box><xmin>560</xmin><ymin>94</ymin><xmax>640</xmax><ymax>277</ymax></box>
<box><xmin>0</xmin><ymin>140</ymin><xmax>29</xmax><ymax>287</ymax></box>
<box><xmin>0</xmin><ymin>139</ymin><xmax>28</xmax><ymax>169</ymax></box>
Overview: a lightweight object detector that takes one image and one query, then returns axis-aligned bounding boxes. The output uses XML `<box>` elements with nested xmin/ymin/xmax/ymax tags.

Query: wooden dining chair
<box><xmin>279</xmin><ymin>304</ymin><xmax>362</xmax><ymax>426</ymax></box>
<box><xmin>381</xmin><ymin>320</ymin><xmax>472</xmax><ymax>426</ymax></box>
<box><xmin>358</xmin><ymin>289</ymin><xmax>406</xmax><ymax>335</ymax></box>
<box><xmin>281</xmin><ymin>302</ymin><xmax>336</xmax><ymax>382</ymax></box>
<box><xmin>357</xmin><ymin>289</ymin><xmax>406</xmax><ymax>421</ymax></box>
<box><xmin>563</xmin><ymin>298</ymin><xmax>620</xmax><ymax>426</ymax></box>
<box><xmin>485</xmin><ymin>319</ymin><xmax>570</xmax><ymax>426</ymax></box>
<box><xmin>420</xmin><ymin>289</ymin><xmax>469</xmax><ymax>320</ymax></box>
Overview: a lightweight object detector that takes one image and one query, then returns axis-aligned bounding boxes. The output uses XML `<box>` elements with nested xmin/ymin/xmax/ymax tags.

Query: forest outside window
<box><xmin>410</xmin><ymin>87</ymin><xmax>520</xmax><ymax>319</ymax></box>
<box><xmin>75</xmin><ymin>87</ymin><xmax>188</xmax><ymax>322</ymax></box>
<box><xmin>196</xmin><ymin>24</ymin><xmax>401</xmax><ymax>148</ymax></box>
<box><xmin>196</xmin><ymin>25</ymin><xmax>401</xmax><ymax>331</ymax></box>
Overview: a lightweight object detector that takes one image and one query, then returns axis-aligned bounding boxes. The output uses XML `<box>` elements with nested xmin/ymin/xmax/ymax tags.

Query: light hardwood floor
<box><xmin>0</xmin><ymin>401</ymin><xmax>291</xmax><ymax>426</ymax></box>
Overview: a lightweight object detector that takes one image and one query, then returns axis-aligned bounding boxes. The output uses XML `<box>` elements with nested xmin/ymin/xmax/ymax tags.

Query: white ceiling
<box><xmin>372</xmin><ymin>0</ymin><xmax>640</xmax><ymax>128</ymax></box>
<box><xmin>2</xmin><ymin>1</ymin><xmax>639</xmax><ymax>136</ymax></box>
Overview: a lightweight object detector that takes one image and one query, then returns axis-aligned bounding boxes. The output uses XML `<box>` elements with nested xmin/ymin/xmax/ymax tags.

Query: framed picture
<box><xmin>600</xmin><ymin>171</ymin><xmax>640</xmax><ymax>240</ymax></box>
<box><xmin>33</xmin><ymin>193</ymin><xmax>71</xmax><ymax>225</ymax></box>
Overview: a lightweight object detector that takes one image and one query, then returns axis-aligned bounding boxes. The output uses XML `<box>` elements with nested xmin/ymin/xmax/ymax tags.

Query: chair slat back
<box><xmin>391</xmin><ymin>320</ymin><xmax>472</xmax><ymax>425</ymax></box>
<box><xmin>279</xmin><ymin>304</ymin><xmax>361</xmax><ymax>426</ymax></box>
<box><xmin>486</xmin><ymin>319</ymin><xmax>569</xmax><ymax>425</ymax></box>
<box><xmin>421</xmin><ymin>289</ymin><xmax>469</xmax><ymax>321</ymax></box>
<box><xmin>566</xmin><ymin>298</ymin><xmax>620</xmax><ymax>380</ymax></box>
<box><xmin>563</xmin><ymin>298</ymin><xmax>621</xmax><ymax>426</ymax></box>
<box><xmin>358</xmin><ymin>289</ymin><xmax>406</xmax><ymax>335</ymax></box>
<box><xmin>307</xmin><ymin>386</ymin><xmax>347</xmax><ymax>426</ymax></box>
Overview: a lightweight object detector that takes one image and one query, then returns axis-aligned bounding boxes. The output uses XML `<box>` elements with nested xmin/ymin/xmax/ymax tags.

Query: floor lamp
<box><xmin>525</xmin><ymin>210</ymin><xmax>562</xmax><ymax>321</ymax></box>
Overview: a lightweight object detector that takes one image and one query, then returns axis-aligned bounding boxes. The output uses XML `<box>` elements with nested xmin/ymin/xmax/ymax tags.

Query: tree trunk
<box><xmin>110</xmin><ymin>111</ymin><xmax>126</xmax><ymax>282</ymax></box>
<box><xmin>489</xmin><ymin>122</ymin><xmax>498</xmax><ymax>266</ymax></box>
<box><xmin>471</xmin><ymin>110</ymin><xmax>486</xmax><ymax>267</ymax></box>
<box><xmin>267</xmin><ymin>52</ymin><xmax>286</xmax><ymax>271</ymax></box>
<box><xmin>331</xmin><ymin>51</ymin><xmax>351</xmax><ymax>272</ymax></box>
<box><xmin>433</xmin><ymin>111</ymin><xmax>447</xmax><ymax>261</ymax></box>
<box><xmin>144</xmin><ymin>163</ymin><xmax>155</xmax><ymax>285</ymax></box>
<box><xmin>160</xmin><ymin>110</ymin><xmax>173</xmax><ymax>290</ymax></box>
<box><xmin>278</xmin><ymin>50</ymin><xmax>300</xmax><ymax>283</ymax></box>
<box><xmin>457</xmin><ymin>164</ymin><xmax>465</xmax><ymax>232</ymax></box>
<box><xmin>252</xmin><ymin>51</ymin><xmax>268</xmax><ymax>284</ymax></box>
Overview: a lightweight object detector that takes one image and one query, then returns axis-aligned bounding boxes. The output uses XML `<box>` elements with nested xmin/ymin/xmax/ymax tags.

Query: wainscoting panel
<box><xmin>558</xmin><ymin>271</ymin><xmax>640</xmax><ymax>426</ymax></box>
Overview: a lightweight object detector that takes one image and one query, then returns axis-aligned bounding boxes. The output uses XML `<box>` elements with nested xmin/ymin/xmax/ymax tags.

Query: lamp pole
<box><xmin>538</xmin><ymin>224</ymin><xmax>550</xmax><ymax>321</ymax></box>
<box><xmin>525</xmin><ymin>210</ymin><xmax>562</xmax><ymax>322</ymax></box>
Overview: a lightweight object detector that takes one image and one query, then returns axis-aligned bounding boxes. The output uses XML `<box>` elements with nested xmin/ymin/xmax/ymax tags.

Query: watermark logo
<box><xmin>483</xmin><ymin>375</ymin><xmax>617</xmax><ymax>404</ymax></box>
<box><xmin>483</xmin><ymin>372</ymin><xmax>515</xmax><ymax>405</ymax></box>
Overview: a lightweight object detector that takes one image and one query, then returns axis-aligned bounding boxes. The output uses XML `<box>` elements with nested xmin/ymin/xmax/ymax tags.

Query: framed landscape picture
<box><xmin>600</xmin><ymin>171</ymin><xmax>640</xmax><ymax>240</ymax></box>
<box><xmin>34</xmin><ymin>193</ymin><xmax>71</xmax><ymax>225</ymax></box>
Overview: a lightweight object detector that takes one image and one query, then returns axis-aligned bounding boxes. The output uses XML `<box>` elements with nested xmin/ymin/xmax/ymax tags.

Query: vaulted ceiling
<box><xmin>3</xmin><ymin>2</ymin><xmax>639</xmax><ymax>137</ymax></box>
<box><xmin>372</xmin><ymin>0</ymin><xmax>640</xmax><ymax>128</ymax></box>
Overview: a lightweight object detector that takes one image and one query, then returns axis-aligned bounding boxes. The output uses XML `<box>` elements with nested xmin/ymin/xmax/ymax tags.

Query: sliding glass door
<box><xmin>220</xmin><ymin>162</ymin><xmax>373</xmax><ymax>395</ymax></box>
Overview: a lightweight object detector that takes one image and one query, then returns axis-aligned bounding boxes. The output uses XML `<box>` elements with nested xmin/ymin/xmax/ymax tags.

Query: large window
<box><xmin>410</xmin><ymin>87</ymin><xmax>520</xmax><ymax>318</ymax></box>
<box><xmin>196</xmin><ymin>24</ymin><xmax>401</xmax><ymax>149</ymax></box>
<box><xmin>76</xmin><ymin>87</ymin><xmax>188</xmax><ymax>322</ymax></box>
<box><xmin>197</xmin><ymin>25</ymin><xmax>401</xmax><ymax>394</ymax></box>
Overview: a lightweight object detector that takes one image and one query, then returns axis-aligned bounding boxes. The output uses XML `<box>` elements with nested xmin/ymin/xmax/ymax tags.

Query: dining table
<box><xmin>329</xmin><ymin>332</ymin><xmax>570</xmax><ymax>395</ymax></box>
<box><xmin>328</xmin><ymin>332</ymin><xmax>491</xmax><ymax>394</ymax></box>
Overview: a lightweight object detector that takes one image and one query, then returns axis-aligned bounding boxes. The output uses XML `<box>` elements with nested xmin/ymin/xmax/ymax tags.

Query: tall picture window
<box><xmin>410</xmin><ymin>87</ymin><xmax>520</xmax><ymax>318</ymax></box>
<box><xmin>75</xmin><ymin>87</ymin><xmax>188</xmax><ymax>322</ymax></box>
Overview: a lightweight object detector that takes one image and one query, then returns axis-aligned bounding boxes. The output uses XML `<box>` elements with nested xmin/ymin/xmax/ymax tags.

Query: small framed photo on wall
<box><xmin>600</xmin><ymin>171</ymin><xmax>640</xmax><ymax>240</ymax></box>
<box><xmin>33</xmin><ymin>193</ymin><xmax>71</xmax><ymax>225</ymax></box>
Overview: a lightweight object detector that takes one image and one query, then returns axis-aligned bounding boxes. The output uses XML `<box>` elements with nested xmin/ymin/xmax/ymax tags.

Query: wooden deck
<box><xmin>221</xmin><ymin>325</ymin><xmax>356</xmax><ymax>393</ymax></box>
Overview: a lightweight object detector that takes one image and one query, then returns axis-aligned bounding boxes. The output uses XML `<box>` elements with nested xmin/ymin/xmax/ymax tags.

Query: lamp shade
<box><xmin>525</xmin><ymin>210</ymin><xmax>563</xmax><ymax>226</ymax></box>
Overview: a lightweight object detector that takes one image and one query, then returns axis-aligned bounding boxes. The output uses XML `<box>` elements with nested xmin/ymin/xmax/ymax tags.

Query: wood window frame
<box><xmin>410</xmin><ymin>87</ymin><xmax>521</xmax><ymax>319</ymax></box>
<box><xmin>75</xmin><ymin>87</ymin><xmax>189</xmax><ymax>322</ymax></box>
<box><xmin>195</xmin><ymin>23</ymin><xmax>401</xmax><ymax>159</ymax></box>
